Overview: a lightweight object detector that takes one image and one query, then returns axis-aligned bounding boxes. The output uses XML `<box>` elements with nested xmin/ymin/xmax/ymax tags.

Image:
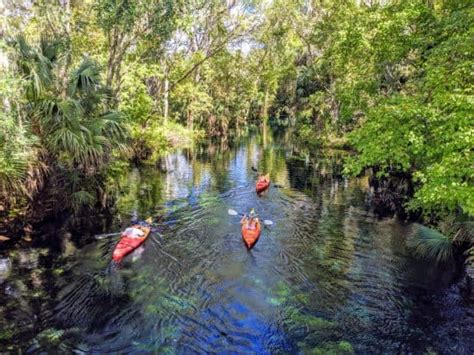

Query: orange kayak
<box><xmin>241</xmin><ymin>220</ymin><xmax>261</xmax><ymax>249</ymax></box>
<box><xmin>256</xmin><ymin>174</ymin><xmax>270</xmax><ymax>194</ymax></box>
<box><xmin>112</xmin><ymin>225</ymin><xmax>151</xmax><ymax>263</ymax></box>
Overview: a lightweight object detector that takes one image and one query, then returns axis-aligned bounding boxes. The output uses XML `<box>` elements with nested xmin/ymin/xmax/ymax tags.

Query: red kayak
<box><xmin>112</xmin><ymin>225</ymin><xmax>151</xmax><ymax>263</ymax></box>
<box><xmin>241</xmin><ymin>220</ymin><xmax>261</xmax><ymax>249</ymax></box>
<box><xmin>256</xmin><ymin>174</ymin><xmax>270</xmax><ymax>194</ymax></box>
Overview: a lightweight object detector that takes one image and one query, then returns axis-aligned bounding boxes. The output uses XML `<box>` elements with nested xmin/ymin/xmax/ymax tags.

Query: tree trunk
<box><xmin>0</xmin><ymin>46</ymin><xmax>9</xmax><ymax>113</ymax></box>
<box><xmin>106</xmin><ymin>31</ymin><xmax>117</xmax><ymax>88</ymax></box>
<box><xmin>330</xmin><ymin>97</ymin><xmax>340</xmax><ymax>126</ymax></box>
<box><xmin>261</xmin><ymin>87</ymin><xmax>269</xmax><ymax>123</ymax></box>
<box><xmin>59</xmin><ymin>0</ymin><xmax>72</xmax><ymax>97</ymax></box>
<box><xmin>163</xmin><ymin>73</ymin><xmax>169</xmax><ymax>124</ymax></box>
<box><xmin>106</xmin><ymin>29</ymin><xmax>126</xmax><ymax>106</ymax></box>
<box><xmin>187</xmin><ymin>109</ymin><xmax>194</xmax><ymax>130</ymax></box>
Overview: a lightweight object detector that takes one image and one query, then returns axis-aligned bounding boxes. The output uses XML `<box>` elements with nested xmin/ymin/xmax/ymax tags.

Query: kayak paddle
<box><xmin>95</xmin><ymin>216</ymin><xmax>155</xmax><ymax>240</ymax></box>
<box><xmin>95</xmin><ymin>232</ymin><xmax>121</xmax><ymax>240</ymax></box>
<box><xmin>227</xmin><ymin>209</ymin><xmax>274</xmax><ymax>226</ymax></box>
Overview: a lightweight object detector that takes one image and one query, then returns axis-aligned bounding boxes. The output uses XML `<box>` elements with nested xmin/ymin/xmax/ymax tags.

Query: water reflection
<box><xmin>0</xmin><ymin>132</ymin><xmax>472</xmax><ymax>353</ymax></box>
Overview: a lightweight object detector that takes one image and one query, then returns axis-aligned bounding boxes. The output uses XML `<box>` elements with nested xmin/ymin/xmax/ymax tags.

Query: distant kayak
<box><xmin>241</xmin><ymin>220</ymin><xmax>261</xmax><ymax>249</ymax></box>
<box><xmin>256</xmin><ymin>174</ymin><xmax>270</xmax><ymax>194</ymax></box>
<box><xmin>112</xmin><ymin>224</ymin><xmax>151</xmax><ymax>263</ymax></box>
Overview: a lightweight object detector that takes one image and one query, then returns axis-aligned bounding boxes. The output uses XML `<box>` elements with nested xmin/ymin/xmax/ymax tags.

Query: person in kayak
<box><xmin>122</xmin><ymin>218</ymin><xmax>154</xmax><ymax>239</ymax></box>
<box><xmin>123</xmin><ymin>225</ymin><xmax>146</xmax><ymax>238</ymax></box>
<box><xmin>258</xmin><ymin>175</ymin><xmax>269</xmax><ymax>184</ymax></box>
<box><xmin>241</xmin><ymin>209</ymin><xmax>259</xmax><ymax>230</ymax></box>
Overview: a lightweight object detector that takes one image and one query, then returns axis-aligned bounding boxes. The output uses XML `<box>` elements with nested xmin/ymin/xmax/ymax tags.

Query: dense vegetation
<box><xmin>0</xmin><ymin>0</ymin><xmax>472</xmax><ymax>245</ymax></box>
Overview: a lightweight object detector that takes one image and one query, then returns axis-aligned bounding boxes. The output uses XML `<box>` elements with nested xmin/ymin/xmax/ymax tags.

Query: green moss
<box><xmin>32</xmin><ymin>290</ymin><xmax>45</xmax><ymax>298</ymax></box>
<box><xmin>294</xmin><ymin>293</ymin><xmax>310</xmax><ymax>306</ymax></box>
<box><xmin>53</xmin><ymin>268</ymin><xmax>64</xmax><ymax>276</ymax></box>
<box><xmin>423</xmin><ymin>347</ymin><xmax>438</xmax><ymax>355</ymax></box>
<box><xmin>338</xmin><ymin>341</ymin><xmax>354</xmax><ymax>352</ymax></box>
<box><xmin>299</xmin><ymin>340</ymin><xmax>354</xmax><ymax>355</ymax></box>
<box><xmin>267</xmin><ymin>281</ymin><xmax>292</xmax><ymax>306</ymax></box>
<box><xmin>37</xmin><ymin>328</ymin><xmax>65</xmax><ymax>346</ymax></box>
<box><xmin>274</xmin><ymin>281</ymin><xmax>291</xmax><ymax>298</ymax></box>
<box><xmin>299</xmin><ymin>314</ymin><xmax>335</xmax><ymax>331</ymax></box>
<box><xmin>268</xmin><ymin>297</ymin><xmax>282</xmax><ymax>306</ymax></box>
<box><xmin>0</xmin><ymin>327</ymin><xmax>14</xmax><ymax>341</ymax></box>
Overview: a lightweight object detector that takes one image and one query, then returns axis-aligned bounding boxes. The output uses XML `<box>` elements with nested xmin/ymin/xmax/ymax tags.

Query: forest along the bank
<box><xmin>0</xmin><ymin>2</ymin><xmax>472</xmax><ymax>299</ymax></box>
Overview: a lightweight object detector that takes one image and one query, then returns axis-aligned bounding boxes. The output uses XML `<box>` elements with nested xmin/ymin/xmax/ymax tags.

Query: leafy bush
<box><xmin>343</xmin><ymin>1</ymin><xmax>474</xmax><ymax>218</ymax></box>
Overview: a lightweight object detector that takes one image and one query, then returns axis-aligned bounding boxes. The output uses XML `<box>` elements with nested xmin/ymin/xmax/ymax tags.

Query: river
<box><xmin>0</xmin><ymin>131</ymin><xmax>472</xmax><ymax>353</ymax></box>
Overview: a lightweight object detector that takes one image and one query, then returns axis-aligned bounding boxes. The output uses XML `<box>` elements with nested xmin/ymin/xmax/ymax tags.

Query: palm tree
<box><xmin>17</xmin><ymin>35</ymin><xmax>126</xmax><ymax>166</ymax></box>
<box><xmin>4</xmin><ymin>34</ymin><xmax>127</xmax><ymax>211</ymax></box>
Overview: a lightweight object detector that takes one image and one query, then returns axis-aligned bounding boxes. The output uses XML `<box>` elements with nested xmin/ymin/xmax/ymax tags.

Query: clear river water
<box><xmin>0</xmin><ymin>131</ymin><xmax>472</xmax><ymax>353</ymax></box>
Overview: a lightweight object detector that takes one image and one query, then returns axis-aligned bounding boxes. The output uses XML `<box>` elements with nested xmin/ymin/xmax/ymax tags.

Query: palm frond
<box><xmin>452</xmin><ymin>220</ymin><xmax>474</xmax><ymax>244</ymax></box>
<box><xmin>16</xmin><ymin>34</ymin><xmax>32</xmax><ymax>58</ymax></box>
<box><xmin>465</xmin><ymin>246</ymin><xmax>474</xmax><ymax>264</ymax></box>
<box><xmin>7</xmin><ymin>32</ymin><xmax>128</xmax><ymax>206</ymax></box>
<box><xmin>39</xmin><ymin>35</ymin><xmax>61</xmax><ymax>63</ymax></box>
<box><xmin>15</xmin><ymin>35</ymin><xmax>54</xmax><ymax>99</ymax></box>
<box><xmin>70</xmin><ymin>190</ymin><xmax>96</xmax><ymax>210</ymax></box>
<box><xmin>68</xmin><ymin>58</ymin><xmax>101</xmax><ymax>97</ymax></box>
<box><xmin>101</xmin><ymin>111</ymin><xmax>127</xmax><ymax>140</ymax></box>
<box><xmin>408</xmin><ymin>223</ymin><xmax>453</xmax><ymax>263</ymax></box>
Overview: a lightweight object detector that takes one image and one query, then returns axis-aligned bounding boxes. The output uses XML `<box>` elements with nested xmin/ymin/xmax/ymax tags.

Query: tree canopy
<box><xmin>0</xmin><ymin>0</ymin><xmax>472</xmax><ymax>221</ymax></box>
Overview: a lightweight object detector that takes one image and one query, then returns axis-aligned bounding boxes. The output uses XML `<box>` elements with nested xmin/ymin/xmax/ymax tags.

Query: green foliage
<box><xmin>408</xmin><ymin>224</ymin><xmax>453</xmax><ymax>263</ymax></box>
<box><xmin>0</xmin><ymin>40</ymin><xmax>38</xmax><ymax>204</ymax></box>
<box><xmin>344</xmin><ymin>96</ymin><xmax>429</xmax><ymax>176</ymax></box>
<box><xmin>1</xmin><ymin>0</ymin><xmax>471</xmax><ymax>224</ymax></box>
<box><xmin>36</xmin><ymin>328</ymin><xmax>65</xmax><ymax>346</ymax></box>
<box><xmin>299</xmin><ymin>341</ymin><xmax>354</xmax><ymax>355</ymax></box>
<box><xmin>0</xmin><ymin>33</ymin><xmax>128</xmax><ymax>214</ymax></box>
<box><xmin>15</xmin><ymin>35</ymin><xmax>126</xmax><ymax>170</ymax></box>
<box><xmin>132</xmin><ymin>121</ymin><xmax>195</xmax><ymax>161</ymax></box>
<box><xmin>268</xmin><ymin>0</ymin><xmax>474</xmax><ymax>219</ymax></box>
<box><xmin>120</xmin><ymin>63</ymin><xmax>157</xmax><ymax>124</ymax></box>
<box><xmin>119</xmin><ymin>61</ymin><xmax>197</xmax><ymax>160</ymax></box>
<box><xmin>95</xmin><ymin>0</ymin><xmax>176</xmax><ymax>38</ymax></box>
<box><xmin>0</xmin><ymin>113</ymin><xmax>35</xmax><ymax>195</ymax></box>
<box><xmin>344</xmin><ymin>1</ymin><xmax>474</xmax><ymax>217</ymax></box>
<box><xmin>407</xmin><ymin>216</ymin><xmax>473</xmax><ymax>264</ymax></box>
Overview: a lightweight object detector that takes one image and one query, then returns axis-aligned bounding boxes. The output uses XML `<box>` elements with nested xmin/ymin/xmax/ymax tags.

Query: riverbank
<box><xmin>0</xmin><ymin>122</ymin><xmax>199</xmax><ymax>242</ymax></box>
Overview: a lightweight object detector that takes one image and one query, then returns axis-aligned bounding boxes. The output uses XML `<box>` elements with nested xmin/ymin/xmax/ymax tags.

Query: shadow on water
<box><xmin>0</xmin><ymin>130</ymin><xmax>473</xmax><ymax>353</ymax></box>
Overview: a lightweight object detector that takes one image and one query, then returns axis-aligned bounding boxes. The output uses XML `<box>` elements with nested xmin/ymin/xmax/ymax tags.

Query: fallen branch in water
<box><xmin>158</xmin><ymin>248</ymin><xmax>181</xmax><ymax>266</ymax></box>
<box><xmin>150</xmin><ymin>234</ymin><xmax>181</xmax><ymax>265</ymax></box>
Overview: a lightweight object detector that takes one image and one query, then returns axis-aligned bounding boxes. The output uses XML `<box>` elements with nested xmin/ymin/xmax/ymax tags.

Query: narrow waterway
<box><xmin>0</xmin><ymin>132</ymin><xmax>472</xmax><ymax>353</ymax></box>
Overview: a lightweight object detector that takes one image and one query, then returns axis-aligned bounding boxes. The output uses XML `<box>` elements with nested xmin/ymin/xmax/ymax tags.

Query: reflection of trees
<box><xmin>208</xmin><ymin>143</ymin><xmax>233</xmax><ymax>193</ymax></box>
<box><xmin>111</xmin><ymin>167</ymin><xmax>165</xmax><ymax>220</ymax></box>
<box><xmin>286</xmin><ymin>150</ymin><xmax>346</xmax><ymax>192</ymax></box>
<box><xmin>184</xmin><ymin>140</ymin><xmax>234</xmax><ymax>193</ymax></box>
<box><xmin>314</xmin><ymin>180</ymin><xmax>356</xmax><ymax>303</ymax></box>
<box><xmin>281</xmin><ymin>154</ymin><xmax>357</xmax><ymax>313</ymax></box>
<box><xmin>251</xmin><ymin>136</ymin><xmax>289</xmax><ymax>187</ymax></box>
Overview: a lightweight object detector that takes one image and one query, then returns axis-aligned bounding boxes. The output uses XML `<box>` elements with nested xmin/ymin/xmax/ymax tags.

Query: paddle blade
<box><xmin>228</xmin><ymin>209</ymin><xmax>239</xmax><ymax>216</ymax></box>
<box><xmin>263</xmin><ymin>220</ymin><xmax>273</xmax><ymax>226</ymax></box>
<box><xmin>95</xmin><ymin>232</ymin><xmax>121</xmax><ymax>240</ymax></box>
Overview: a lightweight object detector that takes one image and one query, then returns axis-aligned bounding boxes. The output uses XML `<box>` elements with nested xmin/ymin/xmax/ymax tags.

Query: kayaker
<box><xmin>241</xmin><ymin>209</ymin><xmax>258</xmax><ymax>230</ymax></box>
<box><xmin>258</xmin><ymin>175</ymin><xmax>269</xmax><ymax>183</ymax></box>
<box><xmin>123</xmin><ymin>225</ymin><xmax>146</xmax><ymax>238</ymax></box>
